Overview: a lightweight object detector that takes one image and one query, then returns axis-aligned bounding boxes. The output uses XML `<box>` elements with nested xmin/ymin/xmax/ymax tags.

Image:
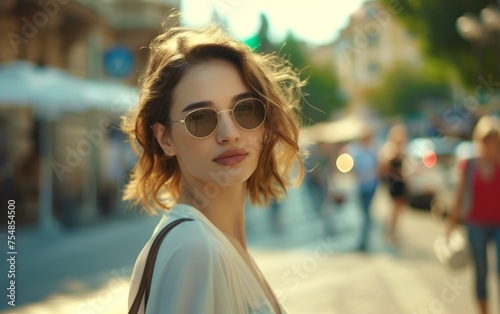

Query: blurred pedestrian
<box><xmin>124</xmin><ymin>13</ymin><xmax>304</xmax><ymax>314</ymax></box>
<box><xmin>447</xmin><ymin>115</ymin><xmax>500</xmax><ymax>314</ymax></box>
<box><xmin>303</xmin><ymin>141</ymin><xmax>329</xmax><ymax>217</ymax></box>
<box><xmin>98</xmin><ymin>128</ymin><xmax>124</xmax><ymax>217</ymax></box>
<box><xmin>347</xmin><ymin>125</ymin><xmax>380</xmax><ymax>251</ymax></box>
<box><xmin>379</xmin><ymin>123</ymin><xmax>408</xmax><ymax>244</ymax></box>
<box><xmin>0</xmin><ymin>140</ymin><xmax>19</xmax><ymax>209</ymax></box>
<box><xmin>13</xmin><ymin>147</ymin><xmax>39</xmax><ymax>221</ymax></box>
<box><xmin>320</xmin><ymin>142</ymin><xmax>348</xmax><ymax>236</ymax></box>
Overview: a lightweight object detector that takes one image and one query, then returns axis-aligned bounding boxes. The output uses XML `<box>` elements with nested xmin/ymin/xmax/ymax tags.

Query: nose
<box><xmin>215</xmin><ymin>110</ymin><xmax>240</xmax><ymax>144</ymax></box>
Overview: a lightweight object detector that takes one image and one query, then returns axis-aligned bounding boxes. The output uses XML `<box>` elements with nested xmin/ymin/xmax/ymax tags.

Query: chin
<box><xmin>211</xmin><ymin>164</ymin><xmax>255</xmax><ymax>185</ymax></box>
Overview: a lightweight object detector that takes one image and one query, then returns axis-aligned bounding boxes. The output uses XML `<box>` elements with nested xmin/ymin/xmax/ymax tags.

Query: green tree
<box><xmin>244</xmin><ymin>15</ymin><xmax>345</xmax><ymax>124</ymax></box>
<box><xmin>273</xmin><ymin>34</ymin><xmax>345</xmax><ymax>124</ymax></box>
<box><xmin>301</xmin><ymin>64</ymin><xmax>346</xmax><ymax>124</ymax></box>
<box><xmin>367</xmin><ymin>63</ymin><xmax>451</xmax><ymax>116</ymax></box>
<box><xmin>380</xmin><ymin>0</ymin><xmax>499</xmax><ymax>90</ymax></box>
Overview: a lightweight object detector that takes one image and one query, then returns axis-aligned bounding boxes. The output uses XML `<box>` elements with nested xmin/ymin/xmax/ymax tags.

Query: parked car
<box><xmin>430</xmin><ymin>141</ymin><xmax>476</xmax><ymax>220</ymax></box>
<box><xmin>403</xmin><ymin>136</ymin><xmax>463</xmax><ymax>210</ymax></box>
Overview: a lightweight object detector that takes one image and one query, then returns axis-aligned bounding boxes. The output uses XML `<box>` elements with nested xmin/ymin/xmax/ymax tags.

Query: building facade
<box><xmin>0</xmin><ymin>0</ymin><xmax>179</xmax><ymax>228</ymax></box>
<box><xmin>0</xmin><ymin>0</ymin><xmax>179</xmax><ymax>83</ymax></box>
<box><xmin>332</xmin><ymin>1</ymin><xmax>422</xmax><ymax>107</ymax></box>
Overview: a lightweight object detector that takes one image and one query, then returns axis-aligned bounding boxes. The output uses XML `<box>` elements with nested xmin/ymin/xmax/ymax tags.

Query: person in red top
<box><xmin>448</xmin><ymin>115</ymin><xmax>500</xmax><ymax>314</ymax></box>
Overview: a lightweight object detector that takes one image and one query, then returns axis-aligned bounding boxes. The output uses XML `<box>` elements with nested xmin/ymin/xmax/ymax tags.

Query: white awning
<box><xmin>0</xmin><ymin>61</ymin><xmax>138</xmax><ymax>119</ymax></box>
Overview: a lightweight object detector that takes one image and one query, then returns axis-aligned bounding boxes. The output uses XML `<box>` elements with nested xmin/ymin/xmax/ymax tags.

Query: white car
<box><xmin>403</xmin><ymin>137</ymin><xmax>462</xmax><ymax>210</ymax></box>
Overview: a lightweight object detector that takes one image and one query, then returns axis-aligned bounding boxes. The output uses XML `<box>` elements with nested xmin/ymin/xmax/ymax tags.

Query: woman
<box><xmin>123</xmin><ymin>15</ymin><xmax>304</xmax><ymax>314</ymax></box>
<box><xmin>448</xmin><ymin>115</ymin><xmax>500</xmax><ymax>314</ymax></box>
<box><xmin>378</xmin><ymin>123</ymin><xmax>408</xmax><ymax>244</ymax></box>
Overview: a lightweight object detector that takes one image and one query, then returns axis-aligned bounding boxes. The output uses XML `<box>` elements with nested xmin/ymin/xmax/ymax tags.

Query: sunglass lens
<box><xmin>185</xmin><ymin>109</ymin><xmax>218</xmax><ymax>137</ymax></box>
<box><xmin>233</xmin><ymin>99</ymin><xmax>266</xmax><ymax>130</ymax></box>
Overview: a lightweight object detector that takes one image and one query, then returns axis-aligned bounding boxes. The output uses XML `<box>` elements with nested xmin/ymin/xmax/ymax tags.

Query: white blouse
<box><xmin>128</xmin><ymin>204</ymin><xmax>287</xmax><ymax>314</ymax></box>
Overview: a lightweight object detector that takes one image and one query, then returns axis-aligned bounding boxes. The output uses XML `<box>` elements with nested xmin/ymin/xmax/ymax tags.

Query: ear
<box><xmin>151</xmin><ymin>123</ymin><xmax>176</xmax><ymax>157</ymax></box>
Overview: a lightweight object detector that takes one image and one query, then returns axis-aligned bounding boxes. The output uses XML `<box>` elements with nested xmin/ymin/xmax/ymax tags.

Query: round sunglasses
<box><xmin>161</xmin><ymin>98</ymin><xmax>266</xmax><ymax>138</ymax></box>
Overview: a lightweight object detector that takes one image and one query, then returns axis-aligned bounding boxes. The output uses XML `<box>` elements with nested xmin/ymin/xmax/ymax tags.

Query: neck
<box><xmin>178</xmin><ymin>177</ymin><xmax>248</xmax><ymax>250</ymax></box>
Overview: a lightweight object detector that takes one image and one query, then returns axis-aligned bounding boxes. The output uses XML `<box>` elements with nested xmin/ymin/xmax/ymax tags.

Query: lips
<box><xmin>213</xmin><ymin>149</ymin><xmax>248</xmax><ymax>166</ymax></box>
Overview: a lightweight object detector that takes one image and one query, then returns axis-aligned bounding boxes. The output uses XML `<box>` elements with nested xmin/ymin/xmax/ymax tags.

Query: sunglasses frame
<box><xmin>160</xmin><ymin>98</ymin><xmax>266</xmax><ymax>138</ymax></box>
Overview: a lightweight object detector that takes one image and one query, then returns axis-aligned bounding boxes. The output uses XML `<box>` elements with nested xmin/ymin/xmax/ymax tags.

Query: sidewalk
<box><xmin>1</xmin><ymin>249</ymin><xmax>475</xmax><ymax>314</ymax></box>
<box><xmin>253</xmin><ymin>245</ymin><xmax>475</xmax><ymax>314</ymax></box>
<box><xmin>247</xmin><ymin>179</ymin><xmax>483</xmax><ymax>314</ymax></box>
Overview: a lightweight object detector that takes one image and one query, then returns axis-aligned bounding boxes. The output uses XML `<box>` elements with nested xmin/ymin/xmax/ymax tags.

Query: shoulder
<box><xmin>152</xmin><ymin>218</ymin><xmax>230</xmax><ymax>288</ymax></box>
<box><xmin>156</xmin><ymin>218</ymin><xmax>219</xmax><ymax>264</ymax></box>
<box><xmin>129</xmin><ymin>215</ymin><xmax>227</xmax><ymax>311</ymax></box>
<box><xmin>150</xmin><ymin>205</ymin><xmax>230</xmax><ymax>263</ymax></box>
<box><xmin>138</xmin><ymin>218</ymin><xmax>238</xmax><ymax>313</ymax></box>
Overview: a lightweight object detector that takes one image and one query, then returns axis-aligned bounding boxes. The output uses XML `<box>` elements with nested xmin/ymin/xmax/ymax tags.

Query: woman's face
<box><xmin>156</xmin><ymin>59</ymin><xmax>264</xmax><ymax>190</ymax></box>
<box><xmin>481</xmin><ymin>132</ymin><xmax>500</xmax><ymax>158</ymax></box>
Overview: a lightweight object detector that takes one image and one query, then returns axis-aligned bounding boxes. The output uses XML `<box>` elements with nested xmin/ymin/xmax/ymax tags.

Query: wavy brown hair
<box><xmin>122</xmin><ymin>15</ymin><xmax>306</xmax><ymax>214</ymax></box>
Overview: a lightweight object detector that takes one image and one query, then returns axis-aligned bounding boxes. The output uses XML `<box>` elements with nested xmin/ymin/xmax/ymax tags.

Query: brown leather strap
<box><xmin>128</xmin><ymin>218</ymin><xmax>194</xmax><ymax>314</ymax></box>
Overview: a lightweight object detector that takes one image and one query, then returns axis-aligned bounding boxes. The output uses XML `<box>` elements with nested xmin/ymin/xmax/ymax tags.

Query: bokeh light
<box><xmin>422</xmin><ymin>150</ymin><xmax>437</xmax><ymax>168</ymax></box>
<box><xmin>336</xmin><ymin>153</ymin><xmax>354</xmax><ymax>173</ymax></box>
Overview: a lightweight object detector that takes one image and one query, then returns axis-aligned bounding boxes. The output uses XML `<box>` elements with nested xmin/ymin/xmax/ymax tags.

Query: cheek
<box><xmin>243</xmin><ymin>129</ymin><xmax>265</xmax><ymax>157</ymax></box>
<box><xmin>172</xmin><ymin>131</ymin><xmax>211</xmax><ymax>162</ymax></box>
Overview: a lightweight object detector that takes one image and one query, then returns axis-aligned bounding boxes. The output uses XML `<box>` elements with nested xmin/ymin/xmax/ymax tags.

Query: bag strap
<box><xmin>128</xmin><ymin>217</ymin><xmax>194</xmax><ymax>314</ymax></box>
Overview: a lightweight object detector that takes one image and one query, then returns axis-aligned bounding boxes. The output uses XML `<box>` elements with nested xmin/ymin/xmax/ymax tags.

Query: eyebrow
<box><xmin>181</xmin><ymin>91</ymin><xmax>253</xmax><ymax>113</ymax></box>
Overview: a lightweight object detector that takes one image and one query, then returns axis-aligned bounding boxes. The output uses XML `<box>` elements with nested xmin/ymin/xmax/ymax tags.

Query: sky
<box><xmin>181</xmin><ymin>0</ymin><xmax>367</xmax><ymax>46</ymax></box>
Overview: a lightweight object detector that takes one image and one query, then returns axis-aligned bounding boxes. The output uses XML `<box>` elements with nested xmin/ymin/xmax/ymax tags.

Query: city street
<box><xmin>1</xmin><ymin>173</ymin><xmax>498</xmax><ymax>314</ymax></box>
<box><xmin>2</xmin><ymin>1</ymin><xmax>500</xmax><ymax>314</ymax></box>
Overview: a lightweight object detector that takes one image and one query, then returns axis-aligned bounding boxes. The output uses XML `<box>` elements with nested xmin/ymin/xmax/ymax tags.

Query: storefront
<box><xmin>0</xmin><ymin>61</ymin><xmax>138</xmax><ymax>229</ymax></box>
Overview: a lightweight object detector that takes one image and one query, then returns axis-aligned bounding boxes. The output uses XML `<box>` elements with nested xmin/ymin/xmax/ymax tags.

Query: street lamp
<box><xmin>456</xmin><ymin>6</ymin><xmax>500</xmax><ymax>84</ymax></box>
<box><xmin>481</xmin><ymin>6</ymin><xmax>500</xmax><ymax>78</ymax></box>
<box><xmin>456</xmin><ymin>14</ymin><xmax>484</xmax><ymax>42</ymax></box>
<box><xmin>481</xmin><ymin>6</ymin><xmax>500</xmax><ymax>31</ymax></box>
